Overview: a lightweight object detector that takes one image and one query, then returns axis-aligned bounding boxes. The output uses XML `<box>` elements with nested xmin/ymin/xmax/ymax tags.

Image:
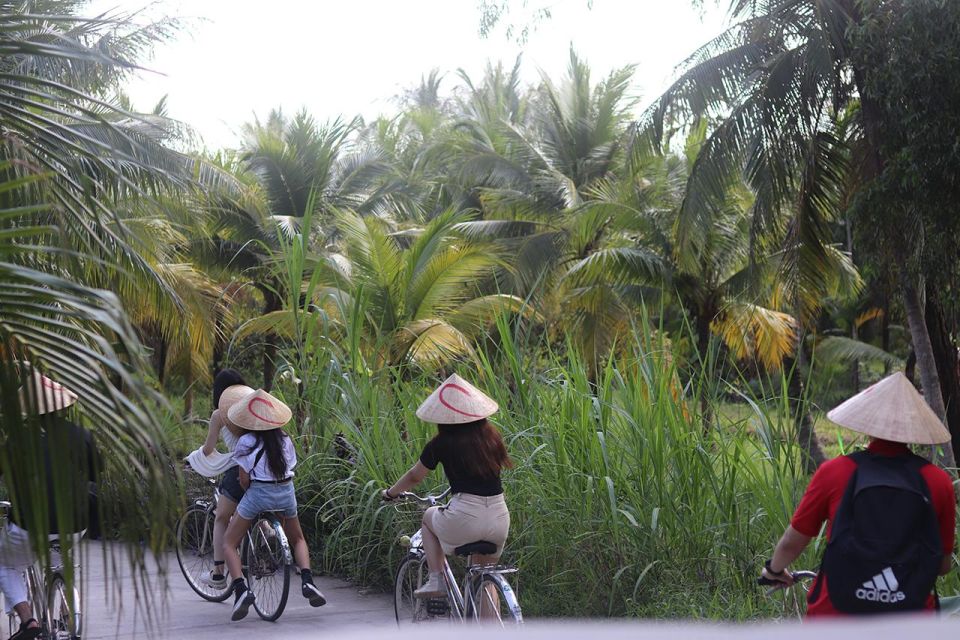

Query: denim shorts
<box><xmin>219</xmin><ymin>465</ymin><xmax>245</xmax><ymax>503</ymax></box>
<box><xmin>236</xmin><ymin>481</ymin><xmax>297</xmax><ymax>520</ymax></box>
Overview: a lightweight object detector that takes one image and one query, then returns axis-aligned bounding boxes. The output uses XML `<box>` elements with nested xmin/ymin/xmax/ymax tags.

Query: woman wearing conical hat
<box><xmin>760</xmin><ymin>373</ymin><xmax>955</xmax><ymax>617</ymax></box>
<box><xmin>383</xmin><ymin>374</ymin><xmax>512</xmax><ymax>599</ymax></box>
<box><xmin>184</xmin><ymin>369</ymin><xmax>254</xmax><ymax>590</ymax></box>
<box><xmin>219</xmin><ymin>388</ymin><xmax>327</xmax><ymax>621</ymax></box>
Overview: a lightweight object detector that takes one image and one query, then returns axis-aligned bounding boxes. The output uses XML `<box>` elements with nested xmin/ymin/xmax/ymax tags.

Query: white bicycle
<box><xmin>392</xmin><ymin>488</ymin><xmax>522</xmax><ymax>626</ymax></box>
<box><xmin>0</xmin><ymin>501</ymin><xmax>81</xmax><ymax>640</ymax></box>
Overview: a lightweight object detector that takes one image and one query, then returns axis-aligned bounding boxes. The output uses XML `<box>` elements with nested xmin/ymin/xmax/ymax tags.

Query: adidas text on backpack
<box><xmin>813</xmin><ymin>451</ymin><xmax>943</xmax><ymax>614</ymax></box>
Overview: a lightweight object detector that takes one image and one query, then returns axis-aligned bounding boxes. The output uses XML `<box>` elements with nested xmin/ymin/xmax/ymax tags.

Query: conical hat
<box><xmin>227</xmin><ymin>388</ymin><xmax>292</xmax><ymax>431</ymax></box>
<box><xmin>827</xmin><ymin>372</ymin><xmax>951</xmax><ymax>445</ymax></box>
<box><xmin>416</xmin><ymin>374</ymin><xmax>498</xmax><ymax>425</ymax></box>
<box><xmin>18</xmin><ymin>371</ymin><xmax>78</xmax><ymax>415</ymax></box>
<box><xmin>218</xmin><ymin>384</ymin><xmax>255</xmax><ymax>414</ymax></box>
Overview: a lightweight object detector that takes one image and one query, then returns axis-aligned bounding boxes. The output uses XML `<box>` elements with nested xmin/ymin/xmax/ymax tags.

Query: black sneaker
<box><xmin>302</xmin><ymin>581</ymin><xmax>326</xmax><ymax>607</ymax></box>
<box><xmin>231</xmin><ymin>588</ymin><xmax>256</xmax><ymax>621</ymax></box>
<box><xmin>10</xmin><ymin>620</ymin><xmax>40</xmax><ymax>640</ymax></box>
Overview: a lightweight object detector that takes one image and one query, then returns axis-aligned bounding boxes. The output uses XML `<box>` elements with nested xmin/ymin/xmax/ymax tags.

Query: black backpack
<box><xmin>813</xmin><ymin>450</ymin><xmax>943</xmax><ymax>613</ymax></box>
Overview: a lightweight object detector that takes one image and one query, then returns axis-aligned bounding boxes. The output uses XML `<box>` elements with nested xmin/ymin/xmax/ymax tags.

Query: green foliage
<box><xmin>288</xmin><ymin>309</ymin><xmax>824</xmax><ymax>618</ymax></box>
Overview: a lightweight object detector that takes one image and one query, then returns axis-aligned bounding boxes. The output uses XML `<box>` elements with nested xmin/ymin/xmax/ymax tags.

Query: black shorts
<box><xmin>219</xmin><ymin>465</ymin><xmax>245</xmax><ymax>503</ymax></box>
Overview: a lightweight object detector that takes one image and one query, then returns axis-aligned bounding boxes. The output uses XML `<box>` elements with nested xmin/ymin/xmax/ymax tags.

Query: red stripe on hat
<box><xmin>247</xmin><ymin>397</ymin><xmax>286</xmax><ymax>425</ymax></box>
<box><xmin>41</xmin><ymin>377</ymin><xmax>61</xmax><ymax>390</ymax></box>
<box><xmin>438</xmin><ymin>383</ymin><xmax>486</xmax><ymax>418</ymax></box>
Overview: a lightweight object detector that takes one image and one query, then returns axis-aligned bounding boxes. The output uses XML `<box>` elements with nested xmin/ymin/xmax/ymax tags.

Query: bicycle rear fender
<box><xmin>482</xmin><ymin>572</ymin><xmax>523</xmax><ymax>623</ymax></box>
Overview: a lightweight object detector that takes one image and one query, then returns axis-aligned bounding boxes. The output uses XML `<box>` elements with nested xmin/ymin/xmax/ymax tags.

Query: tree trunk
<box><xmin>786</xmin><ymin>347</ymin><xmax>827</xmax><ymax>473</ymax></box>
<box><xmin>696</xmin><ymin>305</ymin><xmax>715</xmax><ymax>434</ymax></box>
<box><xmin>261</xmin><ymin>287</ymin><xmax>281</xmax><ymax>391</ymax></box>
<box><xmin>846</xmin><ymin>219</ymin><xmax>860</xmax><ymax>392</ymax></box>
<box><xmin>901</xmin><ymin>275</ymin><xmax>954</xmax><ymax>467</ymax></box>
<box><xmin>925</xmin><ymin>287</ymin><xmax>960</xmax><ymax>464</ymax></box>
<box><xmin>881</xmin><ymin>297</ymin><xmax>892</xmax><ymax>376</ymax></box>
<box><xmin>212</xmin><ymin>307</ymin><xmax>226</xmax><ymax>376</ymax></box>
<box><xmin>183</xmin><ymin>366</ymin><xmax>194</xmax><ymax>419</ymax></box>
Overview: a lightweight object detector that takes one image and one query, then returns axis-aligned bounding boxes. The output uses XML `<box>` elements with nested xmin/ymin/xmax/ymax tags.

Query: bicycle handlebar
<box><xmin>757</xmin><ymin>570</ymin><xmax>818</xmax><ymax>587</ymax></box>
<box><xmin>395</xmin><ymin>487</ymin><xmax>452</xmax><ymax>506</ymax></box>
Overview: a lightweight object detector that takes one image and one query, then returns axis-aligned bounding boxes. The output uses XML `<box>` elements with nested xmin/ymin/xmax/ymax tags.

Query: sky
<box><xmin>87</xmin><ymin>0</ymin><xmax>730</xmax><ymax>150</ymax></box>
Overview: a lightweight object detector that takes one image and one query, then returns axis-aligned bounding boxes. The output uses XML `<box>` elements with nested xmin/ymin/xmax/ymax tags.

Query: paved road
<box><xmin>83</xmin><ymin>542</ymin><xmax>394</xmax><ymax>639</ymax></box>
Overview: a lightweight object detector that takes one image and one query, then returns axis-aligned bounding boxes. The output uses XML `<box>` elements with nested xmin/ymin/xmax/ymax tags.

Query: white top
<box><xmin>221</xmin><ymin>425</ymin><xmax>241</xmax><ymax>453</ymax></box>
<box><xmin>233</xmin><ymin>432</ymin><xmax>297</xmax><ymax>481</ymax></box>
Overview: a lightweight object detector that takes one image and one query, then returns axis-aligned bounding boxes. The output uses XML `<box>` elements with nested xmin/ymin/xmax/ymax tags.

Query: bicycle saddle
<box><xmin>454</xmin><ymin>541</ymin><xmax>497</xmax><ymax>556</ymax></box>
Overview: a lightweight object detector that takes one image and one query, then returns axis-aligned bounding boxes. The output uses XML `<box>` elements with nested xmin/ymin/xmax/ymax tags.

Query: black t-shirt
<box><xmin>419</xmin><ymin>435</ymin><xmax>503</xmax><ymax>497</ymax></box>
<box><xmin>8</xmin><ymin>419</ymin><xmax>100</xmax><ymax>535</ymax></box>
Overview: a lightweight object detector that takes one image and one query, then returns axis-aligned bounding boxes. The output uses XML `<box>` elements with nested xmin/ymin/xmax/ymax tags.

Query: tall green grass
<box><xmin>283</xmin><ymin>314</ymin><xmax>829</xmax><ymax>619</ymax></box>
<box><xmin>258</xmin><ymin>221</ymin><xmax>959</xmax><ymax>619</ymax></box>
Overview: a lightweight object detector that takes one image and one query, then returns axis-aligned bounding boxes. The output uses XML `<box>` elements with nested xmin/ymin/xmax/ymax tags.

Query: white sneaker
<box><xmin>199</xmin><ymin>570</ymin><xmax>227</xmax><ymax>590</ymax></box>
<box><xmin>414</xmin><ymin>573</ymin><xmax>445</xmax><ymax>599</ymax></box>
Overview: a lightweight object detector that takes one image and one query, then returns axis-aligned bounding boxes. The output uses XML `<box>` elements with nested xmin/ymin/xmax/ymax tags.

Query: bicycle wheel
<box><xmin>175</xmin><ymin>505</ymin><xmax>231</xmax><ymax>602</ymax></box>
<box><xmin>47</xmin><ymin>572</ymin><xmax>81</xmax><ymax>640</ymax></box>
<box><xmin>245</xmin><ymin>517</ymin><xmax>290</xmax><ymax>621</ymax></box>
<box><xmin>469</xmin><ymin>574</ymin><xmax>523</xmax><ymax>625</ymax></box>
<box><xmin>394</xmin><ymin>553</ymin><xmax>433</xmax><ymax>625</ymax></box>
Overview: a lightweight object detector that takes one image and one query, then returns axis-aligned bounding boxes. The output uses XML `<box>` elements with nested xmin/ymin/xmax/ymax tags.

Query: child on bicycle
<box><xmin>221</xmin><ymin>388</ymin><xmax>326</xmax><ymax>621</ymax></box>
<box><xmin>382</xmin><ymin>374</ymin><xmax>512</xmax><ymax>598</ymax></box>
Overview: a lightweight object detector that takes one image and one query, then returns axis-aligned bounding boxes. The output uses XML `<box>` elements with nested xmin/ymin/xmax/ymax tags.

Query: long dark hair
<box><xmin>240</xmin><ymin>428</ymin><xmax>290</xmax><ymax>479</ymax></box>
<box><xmin>213</xmin><ymin>368</ymin><xmax>245</xmax><ymax>406</ymax></box>
<box><xmin>432</xmin><ymin>419</ymin><xmax>512</xmax><ymax>477</ymax></box>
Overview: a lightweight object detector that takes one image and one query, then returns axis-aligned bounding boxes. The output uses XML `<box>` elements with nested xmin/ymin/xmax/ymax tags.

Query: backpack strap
<box><xmin>808</xmin><ymin>450</ymin><xmax>869</xmax><ymax>603</ymax></box>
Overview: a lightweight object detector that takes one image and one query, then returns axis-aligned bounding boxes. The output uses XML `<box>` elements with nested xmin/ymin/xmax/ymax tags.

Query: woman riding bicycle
<box><xmin>185</xmin><ymin>369</ymin><xmax>253</xmax><ymax>590</ymax></box>
<box><xmin>221</xmin><ymin>388</ymin><xmax>326</xmax><ymax>621</ymax></box>
<box><xmin>382</xmin><ymin>374</ymin><xmax>512</xmax><ymax>599</ymax></box>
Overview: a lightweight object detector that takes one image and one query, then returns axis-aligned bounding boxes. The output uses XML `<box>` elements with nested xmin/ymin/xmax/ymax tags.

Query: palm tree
<box><xmin>237</xmin><ymin>206</ymin><xmax>529</xmax><ymax>371</ymax></box>
<box><xmin>644</xmin><ymin>1</ymin><xmax>923</xmax><ymax>466</ymax></box>
<box><xmin>230</xmin><ymin>110</ymin><xmax>395</xmax><ymax>387</ymax></box>
<box><xmin>0</xmin><ymin>0</ymin><xmax>188</xmax><ymax>582</ymax></box>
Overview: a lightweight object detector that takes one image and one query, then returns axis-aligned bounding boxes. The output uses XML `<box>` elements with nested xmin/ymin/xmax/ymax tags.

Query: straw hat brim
<box><xmin>416</xmin><ymin>374</ymin><xmax>498</xmax><ymax>425</ymax></box>
<box><xmin>826</xmin><ymin>372</ymin><xmax>951</xmax><ymax>445</ymax></box>
<box><xmin>18</xmin><ymin>371</ymin><xmax>78</xmax><ymax>416</ymax></box>
<box><xmin>227</xmin><ymin>389</ymin><xmax>292</xmax><ymax>431</ymax></box>
<box><xmin>218</xmin><ymin>384</ymin><xmax>255</xmax><ymax>414</ymax></box>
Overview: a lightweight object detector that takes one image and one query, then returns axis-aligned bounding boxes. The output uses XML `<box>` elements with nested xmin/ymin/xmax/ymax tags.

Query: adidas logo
<box><xmin>855</xmin><ymin>567</ymin><xmax>906</xmax><ymax>603</ymax></box>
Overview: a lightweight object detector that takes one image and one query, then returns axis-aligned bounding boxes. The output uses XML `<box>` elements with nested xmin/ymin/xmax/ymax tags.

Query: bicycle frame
<box><xmin>397</xmin><ymin>490</ymin><xmax>522</xmax><ymax>623</ymax></box>
<box><xmin>194</xmin><ymin>480</ymin><xmax>294</xmax><ymax>574</ymax></box>
<box><xmin>0</xmin><ymin>522</ymin><xmax>83</xmax><ymax>639</ymax></box>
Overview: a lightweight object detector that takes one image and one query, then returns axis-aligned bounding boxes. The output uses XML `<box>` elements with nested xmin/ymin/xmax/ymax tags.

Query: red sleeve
<box><xmin>921</xmin><ymin>465</ymin><xmax>956</xmax><ymax>555</ymax></box>
<box><xmin>790</xmin><ymin>457</ymin><xmax>855</xmax><ymax>537</ymax></box>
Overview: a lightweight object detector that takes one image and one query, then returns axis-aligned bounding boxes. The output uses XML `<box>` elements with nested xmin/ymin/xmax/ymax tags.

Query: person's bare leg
<box><xmin>284</xmin><ymin>516</ymin><xmax>325</xmax><ymax>606</ymax></box>
<box><xmin>281</xmin><ymin>516</ymin><xmax>310</xmax><ymax>570</ymax></box>
<box><xmin>211</xmin><ymin>495</ymin><xmax>236</xmax><ymax>579</ymax></box>
<box><xmin>223</xmin><ymin>515</ymin><xmax>252</xmax><ymax>580</ymax></box>
<box><xmin>421</xmin><ymin>507</ymin><xmax>444</xmax><ymax>573</ymax></box>
<box><xmin>12</xmin><ymin>601</ymin><xmax>37</xmax><ymax>631</ymax></box>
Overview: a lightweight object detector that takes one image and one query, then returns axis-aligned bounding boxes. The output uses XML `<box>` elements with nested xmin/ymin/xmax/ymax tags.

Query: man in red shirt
<box><xmin>761</xmin><ymin>372</ymin><xmax>955</xmax><ymax>616</ymax></box>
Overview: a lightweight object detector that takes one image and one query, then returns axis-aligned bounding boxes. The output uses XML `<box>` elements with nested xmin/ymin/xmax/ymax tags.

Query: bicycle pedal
<box><xmin>426</xmin><ymin>597</ymin><xmax>449</xmax><ymax>616</ymax></box>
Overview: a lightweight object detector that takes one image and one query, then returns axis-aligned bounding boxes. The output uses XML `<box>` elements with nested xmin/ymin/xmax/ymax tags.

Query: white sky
<box><xmin>87</xmin><ymin>0</ymin><xmax>730</xmax><ymax>150</ymax></box>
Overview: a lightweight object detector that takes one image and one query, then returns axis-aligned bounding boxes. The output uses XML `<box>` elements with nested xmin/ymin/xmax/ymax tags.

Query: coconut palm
<box><xmin>0</xmin><ymin>0</ymin><xmax>189</xmax><ymax>584</ymax></box>
<box><xmin>239</xmin><ymin>207</ymin><xmax>528</xmax><ymax>370</ymax></box>
<box><xmin>645</xmin><ymin>0</ymin><xmax>950</xmax><ymax>463</ymax></box>
<box><xmin>224</xmin><ymin>110</ymin><xmax>398</xmax><ymax>387</ymax></box>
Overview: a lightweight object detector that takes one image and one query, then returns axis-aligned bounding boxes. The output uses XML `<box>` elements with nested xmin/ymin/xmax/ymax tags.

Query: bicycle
<box><xmin>758</xmin><ymin>569</ymin><xmax>960</xmax><ymax>616</ymax></box>
<box><xmin>392</xmin><ymin>488</ymin><xmax>522</xmax><ymax>626</ymax></box>
<box><xmin>175</xmin><ymin>476</ymin><xmax>294</xmax><ymax>621</ymax></box>
<box><xmin>0</xmin><ymin>501</ymin><xmax>82</xmax><ymax>640</ymax></box>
